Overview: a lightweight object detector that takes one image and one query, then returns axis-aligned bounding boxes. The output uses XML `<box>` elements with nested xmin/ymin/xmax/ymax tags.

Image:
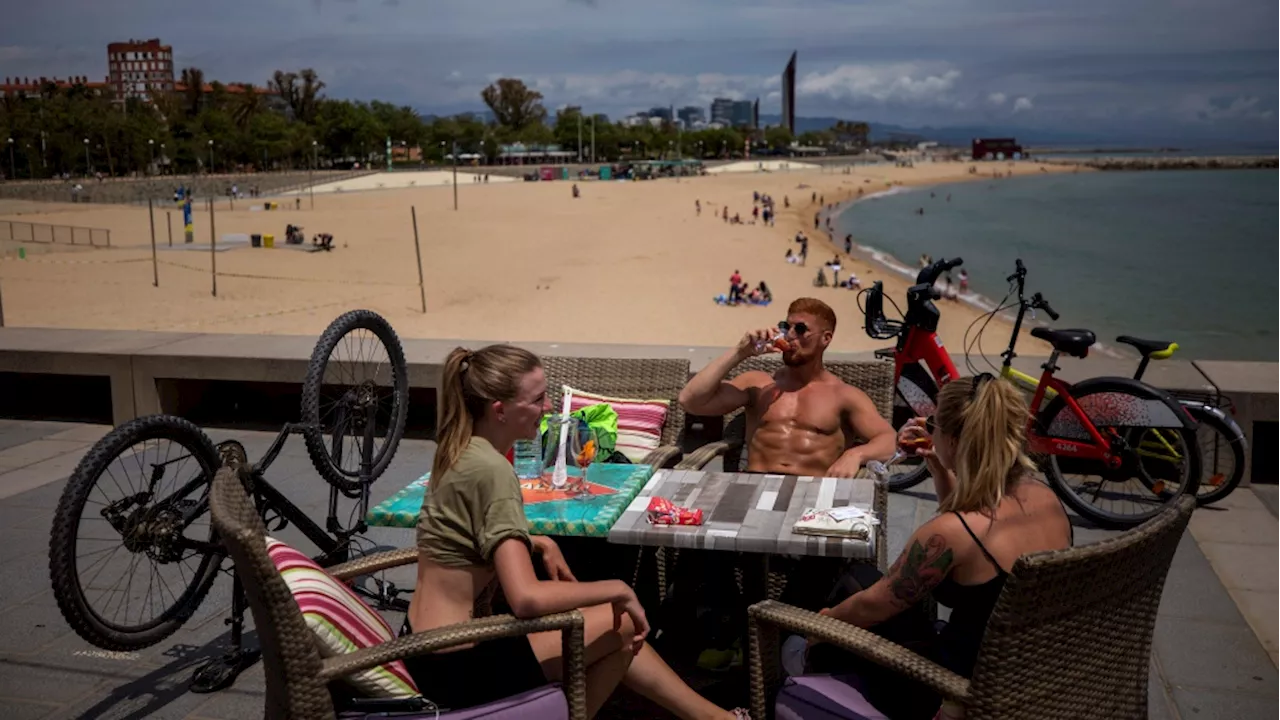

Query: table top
<box><xmin>607</xmin><ymin>469</ymin><xmax>881</xmax><ymax>561</ymax></box>
<box><xmin>366</xmin><ymin>463</ymin><xmax>653</xmax><ymax>538</ymax></box>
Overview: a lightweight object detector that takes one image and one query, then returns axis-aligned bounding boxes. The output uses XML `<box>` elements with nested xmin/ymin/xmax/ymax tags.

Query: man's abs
<box><xmin>745</xmin><ymin>421</ymin><xmax>844</xmax><ymax>476</ymax></box>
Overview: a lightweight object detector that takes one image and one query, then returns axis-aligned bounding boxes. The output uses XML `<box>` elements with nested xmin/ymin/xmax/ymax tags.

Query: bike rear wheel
<box><xmin>1039</xmin><ymin>383</ymin><xmax>1201</xmax><ymax>529</ymax></box>
<box><xmin>885</xmin><ymin>362</ymin><xmax>938</xmax><ymax>491</ymax></box>
<box><xmin>49</xmin><ymin>415</ymin><xmax>223</xmax><ymax>650</ymax></box>
<box><xmin>1139</xmin><ymin>405</ymin><xmax>1246</xmax><ymax>506</ymax></box>
<box><xmin>302</xmin><ymin>309</ymin><xmax>409</xmax><ymax>494</ymax></box>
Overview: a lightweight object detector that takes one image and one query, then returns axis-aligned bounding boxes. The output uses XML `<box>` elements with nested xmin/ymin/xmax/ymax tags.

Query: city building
<box><xmin>1</xmin><ymin>76</ymin><xmax>109</xmax><ymax>99</ymax></box>
<box><xmin>731</xmin><ymin>99</ymin><xmax>755</xmax><ymax>129</ymax></box>
<box><xmin>107</xmin><ymin>38</ymin><xmax>174</xmax><ymax>102</ymax></box>
<box><xmin>648</xmin><ymin>106</ymin><xmax>673</xmax><ymax>122</ymax></box>
<box><xmin>781</xmin><ymin>51</ymin><xmax>797</xmax><ymax>133</ymax></box>
<box><xmin>752</xmin><ymin>98</ymin><xmax>759</xmax><ymax>130</ymax></box>
<box><xmin>710</xmin><ymin>98</ymin><xmax>735</xmax><ymax>126</ymax></box>
<box><xmin>677</xmin><ymin>105</ymin><xmax>705</xmax><ymax>125</ymax></box>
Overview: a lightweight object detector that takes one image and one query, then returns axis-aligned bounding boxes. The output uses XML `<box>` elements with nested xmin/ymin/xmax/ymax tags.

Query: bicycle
<box><xmin>1118</xmin><ymin>336</ymin><xmax>1248</xmax><ymax>506</ymax></box>
<box><xmin>48</xmin><ymin>309</ymin><xmax>409</xmax><ymax>692</ymax></box>
<box><xmin>862</xmin><ymin>258</ymin><xmax>1201</xmax><ymax>528</ymax></box>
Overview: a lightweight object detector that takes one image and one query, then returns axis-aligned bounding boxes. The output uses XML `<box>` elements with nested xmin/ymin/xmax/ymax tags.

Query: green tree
<box><xmin>480</xmin><ymin>78</ymin><xmax>546</xmax><ymax>133</ymax></box>
<box><xmin>764</xmin><ymin>126</ymin><xmax>794</xmax><ymax>151</ymax></box>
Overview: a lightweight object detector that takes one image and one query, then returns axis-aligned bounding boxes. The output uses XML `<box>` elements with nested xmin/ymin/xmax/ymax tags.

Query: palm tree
<box><xmin>180</xmin><ymin>67</ymin><xmax>205</xmax><ymax>116</ymax></box>
<box><xmin>232</xmin><ymin>84</ymin><xmax>263</xmax><ymax>130</ymax></box>
<box><xmin>297</xmin><ymin>68</ymin><xmax>325</xmax><ymax>124</ymax></box>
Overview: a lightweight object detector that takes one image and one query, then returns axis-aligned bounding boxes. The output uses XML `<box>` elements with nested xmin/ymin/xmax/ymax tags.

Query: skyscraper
<box><xmin>710</xmin><ymin>98</ymin><xmax>735</xmax><ymax>125</ymax></box>
<box><xmin>677</xmin><ymin>105</ymin><xmax>705</xmax><ymax>125</ymax></box>
<box><xmin>781</xmin><ymin>51</ymin><xmax>797</xmax><ymax>133</ymax></box>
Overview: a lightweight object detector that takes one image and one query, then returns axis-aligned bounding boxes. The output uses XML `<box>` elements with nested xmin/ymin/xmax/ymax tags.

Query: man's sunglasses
<box><xmin>777</xmin><ymin>320</ymin><xmax>810</xmax><ymax>336</ymax></box>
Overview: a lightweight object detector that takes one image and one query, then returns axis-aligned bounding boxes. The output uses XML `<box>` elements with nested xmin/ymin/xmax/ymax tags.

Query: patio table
<box><xmin>608</xmin><ymin>469</ymin><xmax>886</xmax><ymax>568</ymax></box>
<box><xmin>366</xmin><ymin>463</ymin><xmax>653</xmax><ymax>538</ymax></box>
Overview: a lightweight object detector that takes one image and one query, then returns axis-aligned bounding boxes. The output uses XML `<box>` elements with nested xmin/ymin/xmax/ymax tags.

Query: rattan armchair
<box><xmin>748</xmin><ymin>496</ymin><xmax>1195</xmax><ymax>720</ymax></box>
<box><xmin>676</xmin><ymin>356</ymin><xmax>895</xmax><ymax>473</ymax></box>
<box><xmin>541</xmin><ymin>356</ymin><xmax>691</xmax><ymax>469</ymax></box>
<box><xmin>208</xmin><ymin>467</ymin><xmax>588</xmax><ymax>720</ymax></box>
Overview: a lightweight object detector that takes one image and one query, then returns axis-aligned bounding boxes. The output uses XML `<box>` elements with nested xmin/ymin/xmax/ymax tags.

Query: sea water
<box><xmin>836</xmin><ymin>169</ymin><xmax>1278</xmax><ymax>361</ymax></box>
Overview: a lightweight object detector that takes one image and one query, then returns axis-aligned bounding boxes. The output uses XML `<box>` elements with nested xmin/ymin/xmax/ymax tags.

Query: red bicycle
<box><xmin>861</xmin><ymin>258</ymin><xmax>1200</xmax><ymax>528</ymax></box>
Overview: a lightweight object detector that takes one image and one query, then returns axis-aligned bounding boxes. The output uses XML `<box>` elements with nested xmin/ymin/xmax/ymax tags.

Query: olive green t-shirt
<box><xmin>417</xmin><ymin>436</ymin><xmax>532</xmax><ymax>567</ymax></box>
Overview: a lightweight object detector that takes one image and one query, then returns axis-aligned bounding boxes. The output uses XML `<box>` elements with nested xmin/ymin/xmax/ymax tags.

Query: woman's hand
<box><xmin>898</xmin><ymin>417</ymin><xmax>936</xmax><ymax>459</ymax></box>
<box><xmin>611</xmin><ymin>587</ymin><xmax>650</xmax><ymax>654</ymax></box>
<box><xmin>532</xmin><ymin>536</ymin><xmax>576</xmax><ymax>582</ymax></box>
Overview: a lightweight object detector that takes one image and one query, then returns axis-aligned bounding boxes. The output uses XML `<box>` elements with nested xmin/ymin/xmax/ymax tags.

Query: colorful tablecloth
<box><xmin>366</xmin><ymin>463</ymin><xmax>653</xmax><ymax>537</ymax></box>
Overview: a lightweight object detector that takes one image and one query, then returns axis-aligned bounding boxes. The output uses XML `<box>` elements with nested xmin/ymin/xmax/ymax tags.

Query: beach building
<box><xmin>107</xmin><ymin>38</ymin><xmax>174</xmax><ymax>103</ymax></box>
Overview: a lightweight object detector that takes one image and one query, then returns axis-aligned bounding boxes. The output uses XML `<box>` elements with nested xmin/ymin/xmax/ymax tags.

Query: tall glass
<box><xmin>542</xmin><ymin>415</ymin><xmax>598</xmax><ymax>495</ymax></box>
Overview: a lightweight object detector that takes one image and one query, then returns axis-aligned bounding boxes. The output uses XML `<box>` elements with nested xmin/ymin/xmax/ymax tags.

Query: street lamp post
<box><xmin>148</xmin><ymin>139</ymin><xmax>154</xmax><ymax>175</ymax></box>
<box><xmin>207</xmin><ymin>140</ymin><xmax>214</xmax><ymax>176</ymax></box>
<box><xmin>159</xmin><ymin>143</ymin><xmax>165</xmax><ymax>175</ymax></box>
<box><xmin>6</xmin><ymin>138</ymin><xmax>14</xmax><ymax>180</ymax></box>
<box><xmin>83</xmin><ymin>138</ymin><xmax>91</xmax><ymax>177</ymax></box>
<box><xmin>451</xmin><ymin>140</ymin><xmax>458</xmax><ymax>210</ymax></box>
<box><xmin>310</xmin><ymin>140</ymin><xmax>317</xmax><ymax>210</ymax></box>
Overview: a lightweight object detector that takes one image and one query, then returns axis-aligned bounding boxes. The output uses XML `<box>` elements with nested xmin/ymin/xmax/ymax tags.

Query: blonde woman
<box><xmin>805</xmin><ymin>374</ymin><xmax>1072</xmax><ymax>719</ymax></box>
<box><xmin>407</xmin><ymin>344</ymin><xmax>748</xmax><ymax>719</ymax></box>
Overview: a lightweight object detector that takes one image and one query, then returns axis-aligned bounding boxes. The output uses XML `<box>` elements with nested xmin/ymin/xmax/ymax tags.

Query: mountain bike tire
<box><xmin>302</xmin><ymin>309</ymin><xmax>409</xmax><ymax>493</ymax></box>
<box><xmin>1144</xmin><ymin>404</ymin><xmax>1246</xmax><ymax>507</ymax></box>
<box><xmin>885</xmin><ymin>362</ymin><xmax>938</xmax><ymax>491</ymax></box>
<box><xmin>1037</xmin><ymin>378</ymin><xmax>1201</xmax><ymax>529</ymax></box>
<box><xmin>49</xmin><ymin>415</ymin><xmax>223</xmax><ymax>650</ymax></box>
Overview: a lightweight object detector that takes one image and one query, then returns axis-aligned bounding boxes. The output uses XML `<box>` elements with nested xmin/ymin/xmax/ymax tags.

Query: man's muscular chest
<box><xmin>752</xmin><ymin>384</ymin><xmax>845</xmax><ymax>436</ymax></box>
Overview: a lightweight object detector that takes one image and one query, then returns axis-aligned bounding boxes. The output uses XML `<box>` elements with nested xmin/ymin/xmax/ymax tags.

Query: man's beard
<box><xmin>782</xmin><ymin>349</ymin><xmax>808</xmax><ymax>367</ymax></box>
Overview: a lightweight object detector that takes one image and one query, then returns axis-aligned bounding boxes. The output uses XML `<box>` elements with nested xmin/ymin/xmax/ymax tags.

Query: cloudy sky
<box><xmin>2</xmin><ymin>0</ymin><xmax>1276</xmax><ymax>144</ymax></box>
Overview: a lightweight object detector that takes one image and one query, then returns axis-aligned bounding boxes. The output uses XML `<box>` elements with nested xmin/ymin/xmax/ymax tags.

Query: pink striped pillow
<box><xmin>265</xmin><ymin>537</ymin><xmax>419</xmax><ymax>698</ymax></box>
<box><xmin>567</xmin><ymin>388</ymin><xmax>670</xmax><ymax>464</ymax></box>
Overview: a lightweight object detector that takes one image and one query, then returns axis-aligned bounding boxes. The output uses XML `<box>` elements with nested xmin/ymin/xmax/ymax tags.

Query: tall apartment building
<box><xmin>107</xmin><ymin>38</ymin><xmax>174</xmax><ymax>102</ymax></box>
<box><xmin>781</xmin><ymin>51</ymin><xmax>797</xmax><ymax>133</ymax></box>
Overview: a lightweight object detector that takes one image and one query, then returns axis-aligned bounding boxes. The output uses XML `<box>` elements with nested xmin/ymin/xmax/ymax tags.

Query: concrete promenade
<box><xmin>0</xmin><ymin>419</ymin><xmax>1275</xmax><ymax>719</ymax></box>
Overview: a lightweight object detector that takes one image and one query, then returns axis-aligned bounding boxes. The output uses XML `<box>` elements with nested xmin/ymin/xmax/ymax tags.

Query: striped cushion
<box><xmin>567</xmin><ymin>388</ymin><xmax>669</xmax><ymax>463</ymax></box>
<box><xmin>265</xmin><ymin>537</ymin><xmax>419</xmax><ymax>698</ymax></box>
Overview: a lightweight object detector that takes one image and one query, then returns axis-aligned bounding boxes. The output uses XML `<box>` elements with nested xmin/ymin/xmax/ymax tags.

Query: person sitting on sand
<box><xmin>572</xmin><ymin>184</ymin><xmax>580</xmax><ymax>198</ymax></box>
<box><xmin>695</xmin><ymin>199</ymin><xmax>701</xmax><ymax>216</ymax></box>
<box><xmin>678</xmin><ymin>298</ymin><xmax>896</xmax><ymax>478</ymax></box>
<box><xmin>813</xmin><ymin>267</ymin><xmax>828</xmax><ymax>288</ymax></box>
<box><xmin>785</xmin><ymin>249</ymin><xmax>798</xmax><ymax>264</ymax></box>
<box><xmin>754</xmin><ymin>281</ymin><xmax>773</xmax><ymax>304</ymax></box>
<box><xmin>784</xmin><ymin>195</ymin><xmax>790</xmax><ymax>208</ymax></box>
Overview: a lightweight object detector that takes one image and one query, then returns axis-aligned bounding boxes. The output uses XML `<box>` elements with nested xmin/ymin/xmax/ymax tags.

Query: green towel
<box><xmin>539</xmin><ymin>402</ymin><xmax>619</xmax><ymax>456</ymax></box>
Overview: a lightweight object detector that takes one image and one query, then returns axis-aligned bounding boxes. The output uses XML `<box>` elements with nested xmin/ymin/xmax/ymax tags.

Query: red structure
<box><xmin>1</xmin><ymin>76</ymin><xmax>109</xmax><ymax>98</ymax></box>
<box><xmin>971</xmin><ymin>138</ymin><xmax>1023</xmax><ymax>160</ymax></box>
<box><xmin>107</xmin><ymin>38</ymin><xmax>174</xmax><ymax>102</ymax></box>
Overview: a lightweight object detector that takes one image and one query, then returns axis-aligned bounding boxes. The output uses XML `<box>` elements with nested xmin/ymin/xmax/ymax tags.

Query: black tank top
<box><xmin>930</xmin><ymin>513</ymin><xmax>1010</xmax><ymax>677</ymax></box>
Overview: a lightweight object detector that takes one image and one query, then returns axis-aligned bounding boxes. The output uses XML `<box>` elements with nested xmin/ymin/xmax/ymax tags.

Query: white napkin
<box><xmin>792</xmin><ymin>506</ymin><xmax>879</xmax><ymax>540</ymax></box>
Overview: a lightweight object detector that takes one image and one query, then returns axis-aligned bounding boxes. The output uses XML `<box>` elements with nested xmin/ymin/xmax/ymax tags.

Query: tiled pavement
<box><xmin>0</xmin><ymin>419</ymin><xmax>1275</xmax><ymax>719</ymax></box>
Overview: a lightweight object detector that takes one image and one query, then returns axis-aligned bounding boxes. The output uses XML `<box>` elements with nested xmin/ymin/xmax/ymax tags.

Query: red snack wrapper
<box><xmin>646</xmin><ymin>496</ymin><xmax>704</xmax><ymax>526</ymax></box>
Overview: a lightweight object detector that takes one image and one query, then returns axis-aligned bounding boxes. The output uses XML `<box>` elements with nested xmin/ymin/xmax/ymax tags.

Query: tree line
<box><xmin>0</xmin><ymin>70</ymin><xmax>871</xmax><ymax>179</ymax></box>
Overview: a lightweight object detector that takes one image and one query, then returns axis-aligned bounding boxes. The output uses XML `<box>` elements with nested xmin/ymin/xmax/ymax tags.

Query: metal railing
<box><xmin>0</xmin><ymin>218</ymin><xmax>111</xmax><ymax>247</ymax></box>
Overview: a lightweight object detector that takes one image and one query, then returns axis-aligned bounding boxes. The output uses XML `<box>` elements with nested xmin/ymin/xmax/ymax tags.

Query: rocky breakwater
<box><xmin>1051</xmin><ymin>156</ymin><xmax>1277</xmax><ymax>171</ymax></box>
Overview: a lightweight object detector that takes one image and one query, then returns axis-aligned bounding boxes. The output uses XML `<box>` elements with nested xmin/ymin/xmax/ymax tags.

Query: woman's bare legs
<box><xmin>528</xmin><ymin>603</ymin><xmax>735</xmax><ymax>720</ymax></box>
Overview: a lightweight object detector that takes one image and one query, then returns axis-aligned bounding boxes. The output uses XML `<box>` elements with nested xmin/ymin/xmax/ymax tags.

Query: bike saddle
<box><xmin>1031</xmin><ymin>327</ymin><xmax>1096</xmax><ymax>358</ymax></box>
<box><xmin>1115</xmin><ymin>335</ymin><xmax>1178</xmax><ymax>359</ymax></box>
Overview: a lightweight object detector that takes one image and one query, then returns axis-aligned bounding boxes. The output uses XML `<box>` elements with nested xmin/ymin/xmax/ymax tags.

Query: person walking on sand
<box><xmin>958</xmin><ymin>269</ymin><xmax>969</xmax><ymax>293</ymax></box>
<box><xmin>844</xmin><ymin>234</ymin><xmax>853</xmax><ymax>254</ymax></box>
<box><xmin>814</xmin><ymin>213</ymin><xmax>820</xmax><ymax>230</ymax></box>
<box><xmin>784</xmin><ymin>195</ymin><xmax>790</xmax><ymax>208</ymax></box>
<box><xmin>696</xmin><ymin>199</ymin><xmax>701</xmax><ymax>216</ymax></box>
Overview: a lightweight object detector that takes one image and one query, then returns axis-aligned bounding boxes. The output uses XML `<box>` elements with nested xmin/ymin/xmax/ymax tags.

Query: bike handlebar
<box><xmin>915</xmin><ymin>257</ymin><xmax>964</xmax><ymax>286</ymax></box>
<box><xmin>1031</xmin><ymin>292</ymin><xmax>1060</xmax><ymax>320</ymax></box>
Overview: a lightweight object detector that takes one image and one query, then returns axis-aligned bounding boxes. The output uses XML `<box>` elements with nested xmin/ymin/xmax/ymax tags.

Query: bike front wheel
<box><xmin>302</xmin><ymin>309</ymin><xmax>409</xmax><ymax>493</ymax></box>
<box><xmin>1038</xmin><ymin>380</ymin><xmax>1201</xmax><ymax>529</ymax></box>
<box><xmin>49</xmin><ymin>415</ymin><xmax>224</xmax><ymax>650</ymax></box>
<box><xmin>884</xmin><ymin>362</ymin><xmax>938</xmax><ymax>491</ymax></box>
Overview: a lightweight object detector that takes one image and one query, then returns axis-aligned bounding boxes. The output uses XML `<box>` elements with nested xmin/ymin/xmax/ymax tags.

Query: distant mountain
<box><xmin>756</xmin><ymin>114</ymin><xmax>1105</xmax><ymax>146</ymax></box>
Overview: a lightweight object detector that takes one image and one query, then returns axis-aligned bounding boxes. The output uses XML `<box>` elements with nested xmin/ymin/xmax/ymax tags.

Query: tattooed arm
<box><xmin>825</xmin><ymin>518</ymin><xmax>958</xmax><ymax>627</ymax></box>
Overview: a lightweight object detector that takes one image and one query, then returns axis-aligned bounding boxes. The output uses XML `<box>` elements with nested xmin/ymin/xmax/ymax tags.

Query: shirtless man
<box><xmin>679</xmin><ymin>297</ymin><xmax>896</xmax><ymax>477</ymax></box>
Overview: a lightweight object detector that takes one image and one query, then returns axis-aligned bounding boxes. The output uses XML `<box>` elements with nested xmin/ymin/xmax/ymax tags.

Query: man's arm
<box><xmin>678</xmin><ymin>328</ymin><xmax>775</xmax><ymax>417</ymax></box>
<box><xmin>825</xmin><ymin>386</ymin><xmax>897</xmax><ymax>477</ymax></box>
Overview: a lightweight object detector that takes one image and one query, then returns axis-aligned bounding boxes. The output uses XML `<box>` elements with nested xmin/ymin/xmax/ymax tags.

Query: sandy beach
<box><xmin>0</xmin><ymin>160</ymin><xmax>1071</xmax><ymax>355</ymax></box>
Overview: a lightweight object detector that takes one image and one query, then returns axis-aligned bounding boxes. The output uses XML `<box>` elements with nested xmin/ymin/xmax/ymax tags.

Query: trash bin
<box><xmin>251</xmin><ymin>234</ymin><xmax>262</xmax><ymax>248</ymax></box>
<box><xmin>263</xmin><ymin>233</ymin><xmax>275</xmax><ymax>248</ymax></box>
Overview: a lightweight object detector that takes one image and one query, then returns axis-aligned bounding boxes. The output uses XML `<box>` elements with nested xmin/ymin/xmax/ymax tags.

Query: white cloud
<box><xmin>1012</xmin><ymin>96</ymin><xmax>1034</xmax><ymax>112</ymax></box>
<box><xmin>987</xmin><ymin>92</ymin><xmax>1007</xmax><ymax>105</ymax></box>
<box><xmin>1177</xmin><ymin>94</ymin><xmax>1274</xmax><ymax>122</ymax></box>
<box><xmin>797</xmin><ymin>63</ymin><xmax>962</xmax><ymax>106</ymax></box>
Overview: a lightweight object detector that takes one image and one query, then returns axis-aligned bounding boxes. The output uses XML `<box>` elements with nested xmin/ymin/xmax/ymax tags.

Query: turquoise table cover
<box><xmin>366</xmin><ymin>464</ymin><xmax>653</xmax><ymax>537</ymax></box>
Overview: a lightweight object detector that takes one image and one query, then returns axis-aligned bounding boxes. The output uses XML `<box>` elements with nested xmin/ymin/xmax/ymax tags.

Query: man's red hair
<box><xmin>787</xmin><ymin>297</ymin><xmax>837</xmax><ymax>332</ymax></box>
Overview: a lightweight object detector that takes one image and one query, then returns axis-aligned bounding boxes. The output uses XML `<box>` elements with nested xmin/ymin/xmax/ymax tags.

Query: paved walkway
<box><xmin>1</xmin><ymin>420</ymin><xmax>1275</xmax><ymax>719</ymax></box>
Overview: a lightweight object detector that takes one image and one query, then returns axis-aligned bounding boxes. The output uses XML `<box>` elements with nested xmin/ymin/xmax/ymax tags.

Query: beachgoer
<box><xmin>844</xmin><ymin>234</ymin><xmax>853</xmax><ymax>254</ymax></box>
<box><xmin>695</xmin><ymin>199</ymin><xmax>701</xmax><ymax>216</ymax></box>
<box><xmin>916</xmin><ymin>207</ymin><xmax>924</xmax><ymax>216</ymax></box>
<box><xmin>753</xmin><ymin>206</ymin><xmax>759</xmax><ymax>220</ymax></box>
<box><xmin>811</xmin><ymin>191</ymin><xmax>817</xmax><ymax>203</ymax></box>
<box><xmin>784</xmin><ymin>196</ymin><xmax>790</xmax><ymax>208</ymax></box>
<box><xmin>785</xmin><ymin>249</ymin><xmax>797</xmax><ymax>264</ymax></box>
<box><xmin>571</xmin><ymin>183</ymin><xmax>580</xmax><ymax>198</ymax></box>
<box><xmin>958</xmin><ymin>269</ymin><xmax>969</xmax><ymax>292</ymax></box>
<box><xmin>814</xmin><ymin>213</ymin><xmax>820</xmax><ymax>230</ymax></box>
<box><xmin>919</xmin><ymin>254</ymin><xmax>930</xmax><ymax>268</ymax></box>
<box><xmin>410</xmin><ymin>346</ymin><xmax>749</xmax><ymax>719</ymax></box>
<box><xmin>679</xmin><ymin>299</ymin><xmax>896</xmax><ymax>477</ymax></box>
<box><xmin>820</xmin><ymin>195</ymin><xmax>825</xmax><ymax>205</ymax></box>
<box><xmin>845</xmin><ymin>272</ymin><xmax>860</xmax><ymax>289</ymax></box>
<box><xmin>802</xmin><ymin>375</ymin><xmax>1071</xmax><ymax>719</ymax></box>
<box><xmin>757</xmin><ymin>281</ymin><xmax>772</xmax><ymax>303</ymax></box>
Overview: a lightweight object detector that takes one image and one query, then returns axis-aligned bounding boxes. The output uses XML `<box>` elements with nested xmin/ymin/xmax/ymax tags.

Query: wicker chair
<box><xmin>541</xmin><ymin>356</ymin><xmax>691</xmax><ymax>469</ymax></box>
<box><xmin>747</xmin><ymin>496</ymin><xmax>1195</xmax><ymax>720</ymax></box>
<box><xmin>207</xmin><ymin>466</ymin><xmax>588</xmax><ymax>720</ymax></box>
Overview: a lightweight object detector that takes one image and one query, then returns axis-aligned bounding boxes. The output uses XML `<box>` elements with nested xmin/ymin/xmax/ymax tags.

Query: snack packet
<box><xmin>646</xmin><ymin>496</ymin><xmax>704</xmax><ymax>526</ymax></box>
